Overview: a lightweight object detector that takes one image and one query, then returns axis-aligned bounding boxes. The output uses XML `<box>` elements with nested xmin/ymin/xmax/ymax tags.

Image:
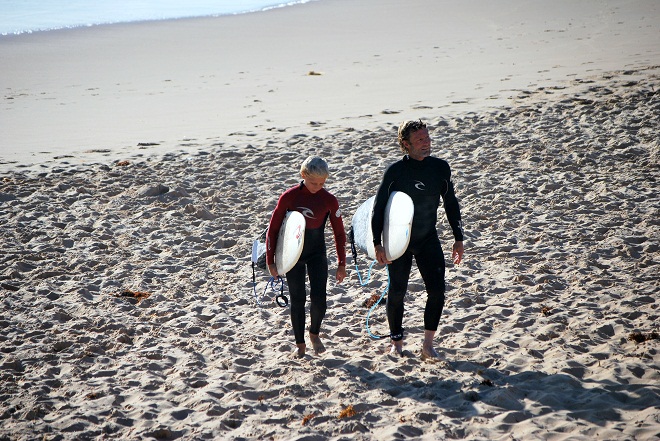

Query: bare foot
<box><xmin>421</xmin><ymin>345</ymin><xmax>442</xmax><ymax>361</ymax></box>
<box><xmin>389</xmin><ymin>340</ymin><xmax>404</xmax><ymax>356</ymax></box>
<box><xmin>309</xmin><ymin>333</ymin><xmax>326</xmax><ymax>355</ymax></box>
<box><xmin>295</xmin><ymin>343</ymin><xmax>306</xmax><ymax>358</ymax></box>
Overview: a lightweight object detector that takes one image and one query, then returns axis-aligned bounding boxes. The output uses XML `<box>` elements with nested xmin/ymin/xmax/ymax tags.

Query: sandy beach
<box><xmin>1</xmin><ymin>0</ymin><xmax>659</xmax><ymax>440</ymax></box>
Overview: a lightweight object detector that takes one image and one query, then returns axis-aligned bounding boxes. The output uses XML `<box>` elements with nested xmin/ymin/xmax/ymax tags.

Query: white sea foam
<box><xmin>0</xmin><ymin>0</ymin><xmax>316</xmax><ymax>35</ymax></box>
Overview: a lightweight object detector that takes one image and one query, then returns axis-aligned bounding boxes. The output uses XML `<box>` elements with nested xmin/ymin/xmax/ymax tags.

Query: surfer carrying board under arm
<box><xmin>266</xmin><ymin>156</ymin><xmax>347</xmax><ymax>358</ymax></box>
<box><xmin>371</xmin><ymin>119</ymin><xmax>464</xmax><ymax>360</ymax></box>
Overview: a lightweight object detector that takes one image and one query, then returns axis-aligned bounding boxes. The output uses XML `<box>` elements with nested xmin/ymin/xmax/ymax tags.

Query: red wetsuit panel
<box><xmin>266</xmin><ymin>182</ymin><xmax>346</xmax><ymax>267</ymax></box>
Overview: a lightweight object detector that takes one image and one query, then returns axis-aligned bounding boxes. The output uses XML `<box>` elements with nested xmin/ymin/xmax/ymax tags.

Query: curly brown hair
<box><xmin>397</xmin><ymin>119</ymin><xmax>427</xmax><ymax>154</ymax></box>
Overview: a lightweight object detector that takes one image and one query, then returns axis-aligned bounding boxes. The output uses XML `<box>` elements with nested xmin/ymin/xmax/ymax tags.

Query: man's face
<box><xmin>404</xmin><ymin>128</ymin><xmax>431</xmax><ymax>161</ymax></box>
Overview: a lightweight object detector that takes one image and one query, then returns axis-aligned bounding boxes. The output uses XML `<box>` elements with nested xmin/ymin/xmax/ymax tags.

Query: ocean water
<box><xmin>0</xmin><ymin>0</ymin><xmax>316</xmax><ymax>35</ymax></box>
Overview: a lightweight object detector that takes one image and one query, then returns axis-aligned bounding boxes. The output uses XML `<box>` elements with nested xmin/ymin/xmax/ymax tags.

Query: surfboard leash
<box><xmin>355</xmin><ymin>260</ymin><xmax>377</xmax><ymax>286</ymax></box>
<box><xmin>350</xmin><ymin>225</ymin><xmax>388</xmax><ymax>338</ymax></box>
<box><xmin>266</xmin><ymin>276</ymin><xmax>289</xmax><ymax>308</ymax></box>
<box><xmin>251</xmin><ymin>261</ymin><xmax>262</xmax><ymax>306</ymax></box>
<box><xmin>349</xmin><ymin>226</ymin><xmax>376</xmax><ymax>286</ymax></box>
<box><xmin>365</xmin><ymin>265</ymin><xmax>390</xmax><ymax>340</ymax></box>
<box><xmin>251</xmin><ymin>263</ymin><xmax>289</xmax><ymax>308</ymax></box>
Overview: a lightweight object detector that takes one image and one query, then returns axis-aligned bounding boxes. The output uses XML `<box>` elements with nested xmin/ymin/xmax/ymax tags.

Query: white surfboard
<box><xmin>351</xmin><ymin>191</ymin><xmax>414</xmax><ymax>261</ymax></box>
<box><xmin>274</xmin><ymin>210</ymin><xmax>306</xmax><ymax>275</ymax></box>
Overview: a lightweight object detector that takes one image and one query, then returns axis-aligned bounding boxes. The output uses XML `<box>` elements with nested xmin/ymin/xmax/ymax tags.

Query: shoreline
<box><xmin>0</xmin><ymin>0</ymin><xmax>315</xmax><ymax>36</ymax></box>
<box><xmin>2</xmin><ymin>0</ymin><xmax>659</xmax><ymax>172</ymax></box>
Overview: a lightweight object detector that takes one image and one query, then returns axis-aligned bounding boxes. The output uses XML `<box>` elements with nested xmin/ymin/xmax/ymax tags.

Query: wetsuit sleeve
<box><xmin>266</xmin><ymin>192</ymin><xmax>291</xmax><ymax>266</ymax></box>
<box><xmin>371</xmin><ymin>163</ymin><xmax>400</xmax><ymax>246</ymax></box>
<box><xmin>328</xmin><ymin>196</ymin><xmax>347</xmax><ymax>266</ymax></box>
<box><xmin>443</xmin><ymin>178</ymin><xmax>464</xmax><ymax>241</ymax></box>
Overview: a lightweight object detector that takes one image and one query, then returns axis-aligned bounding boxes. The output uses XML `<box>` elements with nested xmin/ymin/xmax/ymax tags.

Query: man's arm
<box><xmin>443</xmin><ymin>179</ymin><xmax>464</xmax><ymax>242</ymax></box>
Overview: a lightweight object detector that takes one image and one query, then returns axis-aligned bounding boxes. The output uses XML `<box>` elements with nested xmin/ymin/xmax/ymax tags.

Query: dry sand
<box><xmin>1</xmin><ymin>0</ymin><xmax>659</xmax><ymax>440</ymax></box>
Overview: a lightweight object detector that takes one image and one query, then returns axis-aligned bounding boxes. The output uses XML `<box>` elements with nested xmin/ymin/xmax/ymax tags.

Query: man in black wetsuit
<box><xmin>371</xmin><ymin>120</ymin><xmax>464</xmax><ymax>359</ymax></box>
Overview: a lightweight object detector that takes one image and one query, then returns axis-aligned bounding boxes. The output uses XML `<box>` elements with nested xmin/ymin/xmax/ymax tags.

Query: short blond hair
<box><xmin>300</xmin><ymin>156</ymin><xmax>329</xmax><ymax>178</ymax></box>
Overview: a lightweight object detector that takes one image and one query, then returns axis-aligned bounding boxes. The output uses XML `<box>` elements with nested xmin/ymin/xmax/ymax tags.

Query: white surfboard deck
<box><xmin>351</xmin><ymin>191</ymin><xmax>414</xmax><ymax>261</ymax></box>
<box><xmin>275</xmin><ymin>210</ymin><xmax>306</xmax><ymax>275</ymax></box>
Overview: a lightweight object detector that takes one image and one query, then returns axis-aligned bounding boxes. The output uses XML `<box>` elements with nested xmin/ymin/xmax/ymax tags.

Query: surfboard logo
<box><xmin>295</xmin><ymin>225</ymin><xmax>303</xmax><ymax>241</ymax></box>
<box><xmin>414</xmin><ymin>180</ymin><xmax>426</xmax><ymax>191</ymax></box>
<box><xmin>298</xmin><ymin>206</ymin><xmax>315</xmax><ymax>219</ymax></box>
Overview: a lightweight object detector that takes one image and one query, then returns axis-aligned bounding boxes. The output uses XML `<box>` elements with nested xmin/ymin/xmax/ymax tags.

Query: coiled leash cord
<box><xmin>267</xmin><ymin>276</ymin><xmax>289</xmax><ymax>307</ymax></box>
<box><xmin>350</xmin><ymin>230</ymin><xmax>376</xmax><ymax>287</ymax></box>
<box><xmin>363</xmin><ymin>265</ymin><xmax>389</xmax><ymax>340</ymax></box>
<box><xmin>355</xmin><ymin>259</ymin><xmax>377</xmax><ymax>286</ymax></box>
<box><xmin>251</xmin><ymin>262</ymin><xmax>289</xmax><ymax>307</ymax></box>
<box><xmin>350</xmin><ymin>230</ymin><xmax>389</xmax><ymax>340</ymax></box>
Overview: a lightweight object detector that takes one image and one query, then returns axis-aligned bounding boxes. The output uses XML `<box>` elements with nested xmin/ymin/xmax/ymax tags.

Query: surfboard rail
<box><xmin>351</xmin><ymin>191</ymin><xmax>414</xmax><ymax>262</ymax></box>
<box><xmin>275</xmin><ymin>210</ymin><xmax>306</xmax><ymax>275</ymax></box>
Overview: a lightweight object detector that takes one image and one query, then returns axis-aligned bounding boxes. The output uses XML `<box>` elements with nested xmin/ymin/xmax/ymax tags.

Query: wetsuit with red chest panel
<box><xmin>267</xmin><ymin>182</ymin><xmax>346</xmax><ymax>345</ymax></box>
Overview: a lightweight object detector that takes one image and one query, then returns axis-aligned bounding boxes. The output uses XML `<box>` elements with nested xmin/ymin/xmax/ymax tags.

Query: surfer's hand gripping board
<box><xmin>351</xmin><ymin>191</ymin><xmax>414</xmax><ymax>262</ymax></box>
<box><xmin>251</xmin><ymin>211</ymin><xmax>306</xmax><ymax>276</ymax></box>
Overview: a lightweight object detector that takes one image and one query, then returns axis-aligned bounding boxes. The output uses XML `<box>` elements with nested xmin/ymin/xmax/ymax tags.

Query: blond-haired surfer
<box><xmin>267</xmin><ymin>156</ymin><xmax>347</xmax><ymax>357</ymax></box>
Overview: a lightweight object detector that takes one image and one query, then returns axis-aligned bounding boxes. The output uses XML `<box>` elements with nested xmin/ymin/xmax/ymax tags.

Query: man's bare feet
<box><xmin>295</xmin><ymin>343</ymin><xmax>306</xmax><ymax>358</ymax></box>
<box><xmin>309</xmin><ymin>333</ymin><xmax>326</xmax><ymax>355</ymax></box>
<box><xmin>421</xmin><ymin>330</ymin><xmax>441</xmax><ymax>361</ymax></box>
<box><xmin>389</xmin><ymin>340</ymin><xmax>404</xmax><ymax>356</ymax></box>
<box><xmin>421</xmin><ymin>344</ymin><xmax>442</xmax><ymax>361</ymax></box>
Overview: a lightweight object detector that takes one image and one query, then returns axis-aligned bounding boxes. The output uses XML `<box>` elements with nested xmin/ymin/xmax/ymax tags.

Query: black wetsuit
<box><xmin>371</xmin><ymin>155</ymin><xmax>463</xmax><ymax>341</ymax></box>
<box><xmin>267</xmin><ymin>182</ymin><xmax>346</xmax><ymax>345</ymax></box>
